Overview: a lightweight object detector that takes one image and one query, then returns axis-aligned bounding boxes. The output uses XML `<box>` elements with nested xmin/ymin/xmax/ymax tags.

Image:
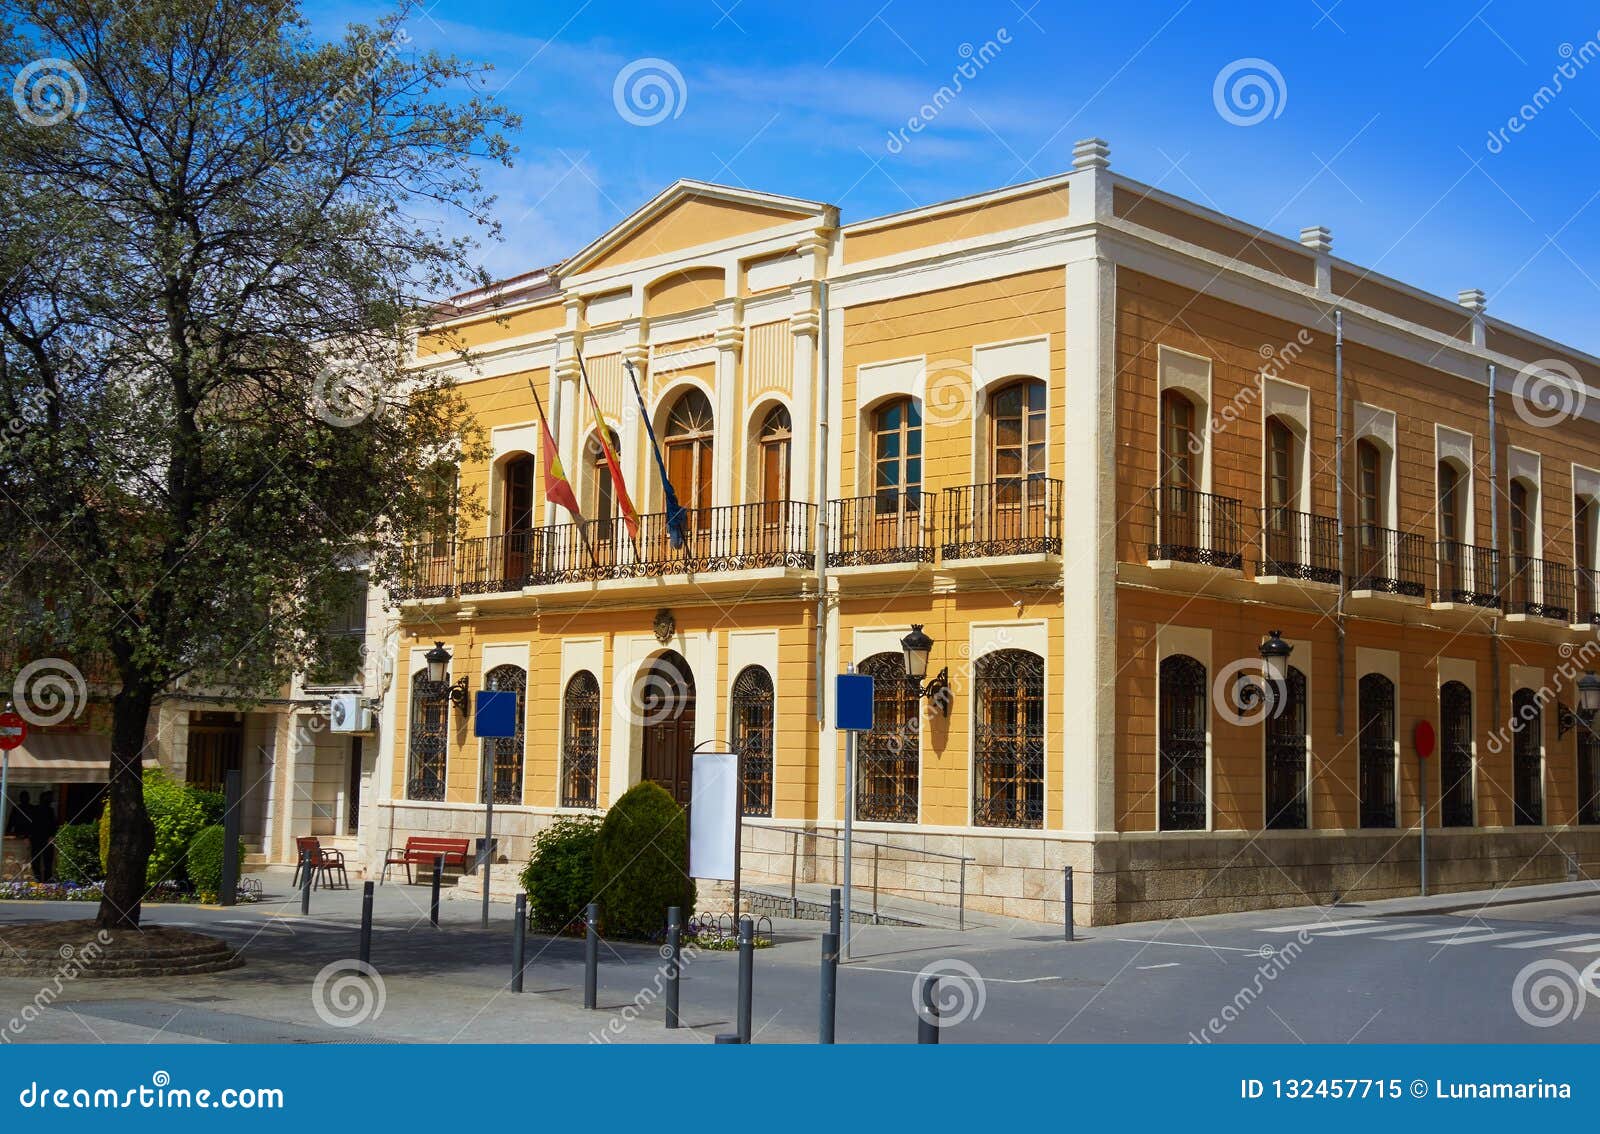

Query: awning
<box><xmin>0</xmin><ymin>732</ymin><xmax>144</xmax><ymax>784</ymax></box>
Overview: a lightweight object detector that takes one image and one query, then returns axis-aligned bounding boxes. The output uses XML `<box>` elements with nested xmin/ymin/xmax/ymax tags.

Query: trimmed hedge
<box><xmin>592</xmin><ymin>782</ymin><xmax>695</xmax><ymax>939</ymax></box>
<box><xmin>185</xmin><ymin>824</ymin><xmax>244</xmax><ymax>899</ymax></box>
<box><xmin>97</xmin><ymin>768</ymin><xmax>209</xmax><ymax>886</ymax></box>
<box><xmin>519</xmin><ymin>817</ymin><xmax>602</xmax><ymax>933</ymax></box>
<box><xmin>53</xmin><ymin>823</ymin><xmax>102</xmax><ymax>884</ymax></box>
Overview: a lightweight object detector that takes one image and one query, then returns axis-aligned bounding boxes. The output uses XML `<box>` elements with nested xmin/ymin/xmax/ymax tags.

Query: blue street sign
<box><xmin>835</xmin><ymin>673</ymin><xmax>874</xmax><ymax>731</ymax></box>
<box><xmin>474</xmin><ymin>690</ymin><xmax>518</xmax><ymax>738</ymax></box>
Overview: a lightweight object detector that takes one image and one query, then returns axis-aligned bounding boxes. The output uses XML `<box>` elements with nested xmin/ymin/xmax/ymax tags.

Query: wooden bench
<box><xmin>382</xmin><ymin>837</ymin><xmax>471</xmax><ymax>885</ymax></box>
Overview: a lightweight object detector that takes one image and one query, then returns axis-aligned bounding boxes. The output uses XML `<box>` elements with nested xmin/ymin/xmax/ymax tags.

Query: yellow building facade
<box><xmin>365</xmin><ymin>139</ymin><xmax>1600</xmax><ymax>925</ymax></box>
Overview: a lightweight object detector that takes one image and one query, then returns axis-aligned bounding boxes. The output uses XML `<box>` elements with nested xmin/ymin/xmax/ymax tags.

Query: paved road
<box><xmin>5</xmin><ymin>874</ymin><xmax>1600</xmax><ymax>1043</ymax></box>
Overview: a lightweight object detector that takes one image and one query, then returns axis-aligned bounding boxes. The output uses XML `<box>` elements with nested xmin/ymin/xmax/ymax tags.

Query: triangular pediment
<box><xmin>562</xmin><ymin>180</ymin><xmax>831</xmax><ymax>278</ymax></box>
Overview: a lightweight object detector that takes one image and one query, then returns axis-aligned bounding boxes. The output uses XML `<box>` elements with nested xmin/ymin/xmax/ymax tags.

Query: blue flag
<box><xmin>624</xmin><ymin>359</ymin><xmax>689</xmax><ymax>550</ymax></box>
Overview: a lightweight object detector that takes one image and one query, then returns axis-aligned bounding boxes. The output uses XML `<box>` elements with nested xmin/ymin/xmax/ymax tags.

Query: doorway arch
<box><xmin>639</xmin><ymin>650</ymin><xmax>696</xmax><ymax>805</ymax></box>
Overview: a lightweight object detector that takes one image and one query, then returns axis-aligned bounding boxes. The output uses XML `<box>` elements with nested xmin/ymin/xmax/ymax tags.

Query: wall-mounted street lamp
<box><xmin>901</xmin><ymin>624</ymin><xmax>952</xmax><ymax>717</ymax></box>
<box><xmin>1238</xmin><ymin>630</ymin><xmax>1293</xmax><ymax>713</ymax></box>
<box><xmin>1557</xmin><ymin>670</ymin><xmax>1600</xmax><ymax>738</ymax></box>
<box><xmin>424</xmin><ymin>640</ymin><xmax>471</xmax><ymax>716</ymax></box>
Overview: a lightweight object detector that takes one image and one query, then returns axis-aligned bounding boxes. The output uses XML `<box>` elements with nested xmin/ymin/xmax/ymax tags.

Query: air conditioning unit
<box><xmin>328</xmin><ymin>693</ymin><xmax>373</xmax><ymax>734</ymax></box>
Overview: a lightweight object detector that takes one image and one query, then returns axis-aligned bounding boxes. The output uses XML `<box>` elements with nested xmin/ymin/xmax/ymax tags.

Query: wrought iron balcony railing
<box><xmin>940</xmin><ymin>478</ymin><xmax>1062</xmax><ymax>560</ymax></box>
<box><xmin>392</xmin><ymin>541</ymin><xmax>456</xmax><ymax>600</ymax></box>
<box><xmin>459</xmin><ymin>530</ymin><xmax>539</xmax><ymax>595</ymax></box>
<box><xmin>1255</xmin><ymin>506</ymin><xmax>1341</xmax><ymax>584</ymax></box>
<box><xmin>827</xmin><ymin>490</ymin><xmax>935</xmax><ymax>566</ymax></box>
<box><xmin>1504</xmin><ymin>555</ymin><xmax>1573</xmax><ymax>621</ymax></box>
<box><xmin>1577</xmin><ymin>567</ymin><xmax>1600</xmax><ymax>626</ymax></box>
<box><xmin>1347</xmin><ymin>525</ymin><xmax>1427</xmax><ymax>597</ymax></box>
<box><xmin>1147</xmin><ymin>485</ymin><xmax>1246</xmax><ymax>569</ymax></box>
<box><xmin>1433</xmin><ymin>540</ymin><xmax>1501</xmax><ymax>607</ymax></box>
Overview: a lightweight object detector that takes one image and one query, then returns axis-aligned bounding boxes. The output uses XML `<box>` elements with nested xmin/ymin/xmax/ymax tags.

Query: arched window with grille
<box><xmin>857</xmin><ymin>652</ymin><xmax>919</xmax><ymax>822</ymax></box>
<box><xmin>1358</xmin><ymin>674</ymin><xmax>1397</xmax><ymax>828</ymax></box>
<box><xmin>973</xmin><ymin>649</ymin><xmax>1045</xmax><ymax>828</ymax></box>
<box><xmin>481</xmin><ymin>664</ymin><xmax>526</xmax><ymax>804</ymax></box>
<box><xmin>1264</xmin><ymin>665</ymin><xmax>1308</xmax><ymax>829</ymax></box>
<box><xmin>1512</xmin><ymin>687</ymin><xmax>1543</xmax><ymax>826</ymax></box>
<box><xmin>406</xmin><ymin>669</ymin><xmax>447</xmax><ymax>801</ymax></box>
<box><xmin>1158</xmin><ymin>655</ymin><xmax>1207</xmax><ymax>831</ymax></box>
<box><xmin>1440</xmin><ymin>680</ymin><xmax>1474</xmax><ymax>827</ymax></box>
<box><xmin>1580</xmin><ymin>726</ymin><xmax>1600</xmax><ymax>826</ymax></box>
<box><xmin>560</xmin><ymin>671</ymin><xmax>601</xmax><ymax>808</ymax></box>
<box><xmin>730</xmin><ymin>665</ymin><xmax>775</xmax><ymax>817</ymax></box>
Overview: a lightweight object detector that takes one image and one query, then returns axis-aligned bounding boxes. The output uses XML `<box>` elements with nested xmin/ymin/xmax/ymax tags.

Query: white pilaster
<box><xmin>713</xmin><ymin>314</ymin><xmax>744</xmax><ymax>508</ymax></box>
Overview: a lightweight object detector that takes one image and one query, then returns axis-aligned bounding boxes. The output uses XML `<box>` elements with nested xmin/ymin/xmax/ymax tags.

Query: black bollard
<box><xmin>828</xmin><ymin>887</ymin><xmax>841</xmax><ymax>938</ymax></box>
<box><xmin>819</xmin><ymin>930</ymin><xmax>839</xmax><ymax>1044</ymax></box>
<box><xmin>665</xmin><ymin>906</ymin><xmax>682</xmax><ymax>1029</ymax></box>
<box><xmin>359</xmin><ymin>881</ymin><xmax>374</xmax><ymax>964</ymax></box>
<box><xmin>917</xmin><ymin>975</ymin><xmax>940</xmax><ymax>1044</ymax></box>
<box><xmin>714</xmin><ymin>1033</ymin><xmax>740</xmax><ymax>1044</ymax></box>
<box><xmin>429</xmin><ymin>855</ymin><xmax>442</xmax><ymax>928</ymax></box>
<box><xmin>299</xmin><ymin>850</ymin><xmax>312</xmax><ymax>915</ymax></box>
<box><xmin>1064</xmin><ymin>865</ymin><xmax>1075</xmax><ymax>942</ymax></box>
<box><xmin>583</xmin><ymin>902</ymin><xmax>599</xmax><ymax>1010</ymax></box>
<box><xmin>736</xmin><ymin>915</ymin><xmax>754</xmax><ymax>1044</ymax></box>
<box><xmin>512</xmin><ymin>894</ymin><xmax>527</xmax><ymax>993</ymax></box>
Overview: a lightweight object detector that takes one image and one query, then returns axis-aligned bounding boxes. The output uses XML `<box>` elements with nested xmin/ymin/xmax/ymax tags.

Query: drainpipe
<box><xmin>1488</xmin><ymin>360</ymin><xmax>1501</xmax><ymax>721</ymax></box>
<box><xmin>815</xmin><ymin>279</ymin><xmax>831</xmax><ymax>725</ymax></box>
<box><xmin>1334</xmin><ymin>308</ymin><xmax>1346</xmax><ymax>736</ymax></box>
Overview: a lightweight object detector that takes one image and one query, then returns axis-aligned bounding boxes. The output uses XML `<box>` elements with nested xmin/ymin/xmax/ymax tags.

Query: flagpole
<box><xmin>575</xmin><ymin>350</ymin><xmax>641</xmax><ymax>551</ymax></box>
<box><xmin>526</xmin><ymin>376</ymin><xmax>599</xmax><ymax>570</ymax></box>
<box><xmin>623</xmin><ymin>359</ymin><xmax>690</xmax><ymax>557</ymax></box>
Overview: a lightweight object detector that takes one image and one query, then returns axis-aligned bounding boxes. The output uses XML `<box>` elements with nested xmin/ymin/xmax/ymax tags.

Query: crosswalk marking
<box><xmin>1304</xmin><ymin>922</ymin><xmax>1425</xmax><ymax>937</ymax></box>
<box><xmin>1429</xmin><ymin>929</ymin><xmax>1542</xmax><ymax>945</ymax></box>
<box><xmin>1496</xmin><ymin>933</ymin><xmax>1600</xmax><ymax>950</ymax></box>
<box><xmin>1559</xmin><ymin>942</ymin><xmax>1600</xmax><ymax>954</ymax></box>
<box><xmin>1375</xmin><ymin>926</ymin><xmax>1504</xmax><ymax>941</ymax></box>
<box><xmin>1260</xmin><ymin>918</ymin><xmax>1377</xmax><ymax>933</ymax></box>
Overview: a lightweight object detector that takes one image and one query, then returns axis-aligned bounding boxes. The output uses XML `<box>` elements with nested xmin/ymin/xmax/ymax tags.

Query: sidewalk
<box><xmin>1266</xmin><ymin>878</ymin><xmax>1600</xmax><ymax>921</ymax></box>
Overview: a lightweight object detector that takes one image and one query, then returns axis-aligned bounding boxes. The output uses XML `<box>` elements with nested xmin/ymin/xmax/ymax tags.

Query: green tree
<box><xmin>0</xmin><ymin>0</ymin><xmax>514</xmax><ymax>926</ymax></box>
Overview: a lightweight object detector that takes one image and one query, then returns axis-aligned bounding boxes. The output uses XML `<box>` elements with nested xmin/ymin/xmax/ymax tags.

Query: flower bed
<box><xmin>0</xmin><ymin>879</ymin><xmax>259</xmax><ymax>904</ymax></box>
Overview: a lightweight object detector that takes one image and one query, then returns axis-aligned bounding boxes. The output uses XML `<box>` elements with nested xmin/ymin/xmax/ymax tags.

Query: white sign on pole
<box><xmin>689</xmin><ymin>750</ymin><xmax>738</xmax><ymax>881</ymax></box>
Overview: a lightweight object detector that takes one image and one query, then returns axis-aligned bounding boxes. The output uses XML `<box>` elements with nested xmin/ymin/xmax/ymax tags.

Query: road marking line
<box><xmin>1559</xmin><ymin>942</ymin><xmax>1600</xmax><ymax>954</ymax></box>
<box><xmin>1136</xmin><ymin>962</ymin><xmax>1181</xmax><ymax>970</ymax></box>
<box><xmin>1305</xmin><ymin>922</ymin><xmax>1426</xmax><ymax>936</ymax></box>
<box><xmin>848</xmin><ymin>964</ymin><xmax>1060</xmax><ymax>983</ymax></box>
<box><xmin>1259</xmin><ymin>919</ymin><xmax>1377</xmax><ymax>933</ymax></box>
<box><xmin>1430</xmin><ymin>929</ymin><xmax>1542</xmax><ymax>945</ymax></box>
<box><xmin>1111</xmin><ymin>939</ymin><xmax>1269</xmax><ymax>953</ymax></box>
<box><xmin>1496</xmin><ymin>933</ymin><xmax>1600</xmax><ymax>950</ymax></box>
<box><xmin>1375</xmin><ymin>926</ymin><xmax>1504</xmax><ymax>941</ymax></box>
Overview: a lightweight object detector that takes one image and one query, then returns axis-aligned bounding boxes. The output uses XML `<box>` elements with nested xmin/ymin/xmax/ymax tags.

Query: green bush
<box><xmin>97</xmin><ymin>769</ymin><xmax>208</xmax><ymax>887</ymax></box>
<box><xmin>188</xmin><ymin>789</ymin><xmax>226</xmax><ymax>827</ymax></box>
<box><xmin>519</xmin><ymin>817</ymin><xmax>602</xmax><ymax>933</ymax></box>
<box><xmin>185</xmin><ymin>824</ymin><xmax>244</xmax><ymax>899</ymax></box>
<box><xmin>592</xmin><ymin>782</ymin><xmax>695</xmax><ymax>939</ymax></box>
<box><xmin>53</xmin><ymin>823</ymin><xmax>103</xmax><ymax>884</ymax></box>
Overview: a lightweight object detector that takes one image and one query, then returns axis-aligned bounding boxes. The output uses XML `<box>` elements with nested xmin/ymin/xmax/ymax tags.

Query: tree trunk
<box><xmin>97</xmin><ymin>687</ymin><xmax>155</xmax><ymax>929</ymax></box>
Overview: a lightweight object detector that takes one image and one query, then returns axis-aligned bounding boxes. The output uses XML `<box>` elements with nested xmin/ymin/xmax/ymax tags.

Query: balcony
<box><xmin>1504</xmin><ymin>556</ymin><xmax>1572</xmax><ymax>624</ymax></box>
<box><xmin>827</xmin><ymin>491</ymin><xmax>935</xmax><ymax>568</ymax></box>
<box><xmin>940</xmin><ymin>478</ymin><xmax>1062</xmax><ymax>562</ymax></box>
<box><xmin>459</xmin><ymin>531</ymin><xmax>538</xmax><ymax>595</ymax></box>
<box><xmin>1347</xmin><ymin>525</ymin><xmax>1427</xmax><ymax>598</ymax></box>
<box><xmin>1575</xmin><ymin>567</ymin><xmax>1600</xmax><ymax>627</ymax></box>
<box><xmin>1254</xmin><ymin>507</ymin><xmax>1341</xmax><ymax>586</ymax></box>
<box><xmin>1432</xmin><ymin>541</ymin><xmax>1501</xmax><ymax>609</ymax></box>
<box><xmin>392</xmin><ymin>541</ymin><xmax>456</xmax><ymax>601</ymax></box>
<box><xmin>1146</xmin><ymin>486</ymin><xmax>1245</xmax><ymax>570</ymax></box>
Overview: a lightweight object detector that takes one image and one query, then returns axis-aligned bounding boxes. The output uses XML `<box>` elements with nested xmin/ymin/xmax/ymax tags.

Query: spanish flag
<box><xmin>575</xmin><ymin>352</ymin><xmax>640</xmax><ymax>543</ymax></box>
<box><xmin>527</xmin><ymin>380</ymin><xmax>582</xmax><ymax>521</ymax></box>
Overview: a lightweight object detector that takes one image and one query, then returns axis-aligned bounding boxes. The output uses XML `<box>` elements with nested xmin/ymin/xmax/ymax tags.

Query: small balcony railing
<box><xmin>941</xmin><ymin>478</ymin><xmax>1062</xmax><ymax>560</ymax></box>
<box><xmin>1504</xmin><ymin>556</ymin><xmax>1573</xmax><ymax>621</ymax></box>
<box><xmin>828</xmin><ymin>491</ymin><xmax>935</xmax><ymax>566</ymax></box>
<box><xmin>1147</xmin><ymin>485</ymin><xmax>1245</xmax><ymax>570</ymax></box>
<box><xmin>1347</xmin><ymin>525</ymin><xmax>1427</xmax><ymax>597</ymax></box>
<box><xmin>1256</xmin><ymin>507</ymin><xmax>1341</xmax><ymax>584</ymax></box>
<box><xmin>1434</xmin><ymin>541</ymin><xmax>1501</xmax><ymax>607</ymax></box>
<box><xmin>393</xmin><ymin>541</ymin><xmax>456</xmax><ymax>600</ymax></box>
<box><xmin>459</xmin><ymin>530</ymin><xmax>539</xmax><ymax>594</ymax></box>
<box><xmin>1577</xmin><ymin>567</ymin><xmax>1600</xmax><ymax>625</ymax></box>
<box><xmin>613</xmin><ymin>500</ymin><xmax>815</xmax><ymax>576</ymax></box>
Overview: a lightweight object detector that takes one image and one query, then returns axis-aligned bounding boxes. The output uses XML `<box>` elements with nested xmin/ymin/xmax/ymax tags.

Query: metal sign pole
<box><xmin>1419</xmin><ymin>754</ymin><xmax>1428</xmax><ymax>897</ymax></box>
<box><xmin>481</xmin><ymin>756</ymin><xmax>494</xmax><ymax>930</ymax></box>
<box><xmin>843</xmin><ymin>723</ymin><xmax>854</xmax><ymax>960</ymax></box>
<box><xmin>0</xmin><ymin>750</ymin><xmax>10</xmax><ymax>873</ymax></box>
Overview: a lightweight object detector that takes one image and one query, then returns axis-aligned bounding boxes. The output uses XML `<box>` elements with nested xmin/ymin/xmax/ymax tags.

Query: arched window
<box><xmin>1507</xmin><ymin>480</ymin><xmax>1538</xmax><ymax>614</ymax></box>
<box><xmin>1358</xmin><ymin>674</ymin><xmax>1396</xmax><ymax>828</ymax></box>
<box><xmin>973</xmin><ymin>649</ymin><xmax>1045</xmax><ymax>828</ymax></box>
<box><xmin>665</xmin><ymin>389</ymin><xmax>714</xmax><ymax>527</ymax></box>
<box><xmin>1579</xmin><ymin>726</ymin><xmax>1600</xmax><ymax>826</ymax></box>
<box><xmin>481</xmin><ymin>665</ymin><xmax>526</xmax><ymax>804</ymax></box>
<box><xmin>992</xmin><ymin>379</ymin><xmax>1047</xmax><ymax>484</ymax></box>
<box><xmin>1512</xmin><ymin>687</ymin><xmax>1543</xmax><ymax>826</ymax></box>
<box><xmin>1264</xmin><ymin>665</ymin><xmax>1308</xmax><ymax>830</ymax></box>
<box><xmin>1354</xmin><ymin>439</ymin><xmax>1385</xmax><ymax>585</ymax></box>
<box><xmin>1265</xmin><ymin>415</ymin><xmax>1297</xmax><ymax>513</ymax></box>
<box><xmin>730</xmin><ymin>665</ymin><xmax>775</xmax><ymax>817</ymax></box>
<box><xmin>857</xmin><ymin>652</ymin><xmax>919</xmax><ymax>822</ymax></box>
<box><xmin>496</xmin><ymin>455</ymin><xmax>536</xmax><ymax>590</ymax></box>
<box><xmin>1576</xmin><ymin>495</ymin><xmax>1598</xmax><ymax>621</ymax></box>
<box><xmin>560</xmin><ymin>671</ymin><xmax>601</xmax><ymax>808</ymax></box>
<box><xmin>871</xmin><ymin>398</ymin><xmax>922</xmax><ymax>515</ymax></box>
<box><xmin>406</xmin><ymin>669</ymin><xmax>448</xmax><ymax>801</ymax></box>
<box><xmin>1440</xmin><ymin>680</ymin><xmax>1474</xmax><ymax>827</ymax></box>
<box><xmin>1159</xmin><ymin>390</ymin><xmax>1198</xmax><ymax>491</ymax></box>
<box><xmin>586</xmin><ymin>428</ymin><xmax>620</xmax><ymax>543</ymax></box>
<box><xmin>1158</xmin><ymin>654</ymin><xmax>1207</xmax><ymax>831</ymax></box>
<box><xmin>756</xmin><ymin>404</ymin><xmax>791</xmax><ymax>510</ymax></box>
<box><xmin>1437</xmin><ymin>461</ymin><xmax>1468</xmax><ymax>601</ymax></box>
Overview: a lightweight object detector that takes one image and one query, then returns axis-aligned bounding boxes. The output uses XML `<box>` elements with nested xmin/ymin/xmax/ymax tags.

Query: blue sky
<box><xmin>315</xmin><ymin>0</ymin><xmax>1600</xmax><ymax>353</ymax></box>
